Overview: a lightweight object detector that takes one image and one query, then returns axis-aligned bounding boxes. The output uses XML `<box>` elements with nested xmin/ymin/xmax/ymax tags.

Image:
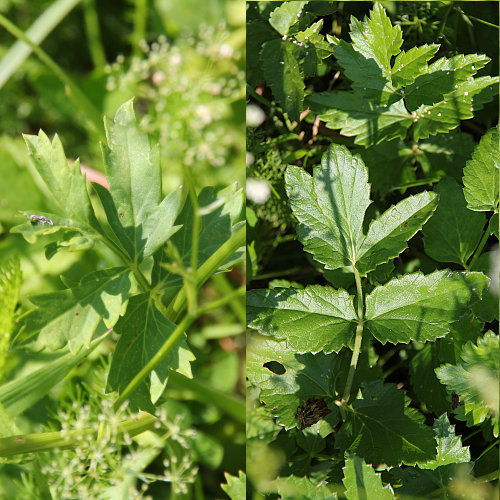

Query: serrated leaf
<box><xmin>423</xmin><ymin>177</ymin><xmax>485</xmax><ymax>266</ymax></box>
<box><xmin>295</xmin><ymin>20</ymin><xmax>333</xmax><ymax>61</ymax></box>
<box><xmin>247</xmin><ymin>285</ymin><xmax>357</xmax><ymax>354</ymax></box>
<box><xmin>471</xmin><ymin>251</ymin><xmax>499</xmax><ymax>322</ymax></box>
<box><xmin>365</xmin><ymin>270</ymin><xmax>488</xmax><ymax>345</ymax></box>
<box><xmin>0</xmin><ymin>257</ymin><xmax>21</xmax><ymax>377</ymax></box>
<box><xmin>343</xmin><ymin>455</ymin><xmax>395</xmax><ymax>500</ymax></box>
<box><xmin>261</xmin><ymin>39</ymin><xmax>304</xmax><ymax>121</ymax></box>
<box><xmin>435</xmin><ymin>331</ymin><xmax>499</xmax><ymax>436</ymax></box>
<box><xmin>106</xmin><ymin>293</ymin><xmax>194</xmax><ymax>412</ymax></box>
<box><xmin>221</xmin><ymin>471</ymin><xmax>246</xmax><ymax>500</ymax></box>
<box><xmin>285</xmin><ymin>144</ymin><xmax>436</xmax><ymax>275</ymax></box>
<box><xmin>307</xmin><ymin>91</ymin><xmax>411</xmax><ymax>146</ymax></box>
<box><xmin>420</xmin><ymin>413</ymin><xmax>470</xmax><ymax>470</ymax></box>
<box><xmin>268</xmin><ymin>1</ymin><xmax>308</xmax><ymax>36</ymax></box>
<box><xmin>336</xmin><ymin>381</ymin><xmax>435</xmax><ymax>466</ymax></box>
<box><xmin>463</xmin><ymin>127</ymin><xmax>499</xmax><ymax>212</ymax></box>
<box><xmin>21</xmin><ymin>131</ymin><xmax>101</xmax><ymax>237</ymax></box>
<box><xmin>273</xmin><ymin>475</ymin><xmax>335</xmax><ymax>499</ymax></box>
<box><xmin>14</xmin><ymin>268</ymin><xmax>135</xmax><ymax>353</ymax></box>
<box><xmin>391</xmin><ymin>44</ymin><xmax>440</xmax><ymax>88</ymax></box>
<box><xmin>99</xmin><ymin>100</ymin><xmax>182</xmax><ymax>261</ymax></box>
<box><xmin>247</xmin><ymin>21</ymin><xmax>278</xmax><ymax>87</ymax></box>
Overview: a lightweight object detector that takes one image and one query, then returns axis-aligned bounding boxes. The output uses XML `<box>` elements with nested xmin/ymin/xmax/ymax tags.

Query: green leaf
<box><xmin>420</xmin><ymin>413</ymin><xmax>470</xmax><ymax>470</ymax></box>
<box><xmin>470</xmin><ymin>251</ymin><xmax>499</xmax><ymax>322</ymax></box>
<box><xmin>15</xmin><ymin>267</ymin><xmax>135</xmax><ymax>353</ymax></box>
<box><xmin>285</xmin><ymin>144</ymin><xmax>437</xmax><ymax>275</ymax></box>
<box><xmin>295</xmin><ymin>20</ymin><xmax>333</xmax><ymax>62</ymax></box>
<box><xmin>463</xmin><ymin>126</ymin><xmax>499</xmax><ymax>212</ymax></box>
<box><xmin>246</xmin><ymin>334</ymin><xmax>339</xmax><ymax>429</ymax></box>
<box><xmin>247</xmin><ymin>285</ymin><xmax>357</xmax><ymax>354</ymax></box>
<box><xmin>273</xmin><ymin>475</ymin><xmax>335</xmax><ymax>499</ymax></box>
<box><xmin>343</xmin><ymin>455</ymin><xmax>395</xmax><ymax>500</ymax></box>
<box><xmin>336</xmin><ymin>380</ymin><xmax>435</xmax><ymax>466</ymax></box>
<box><xmin>422</xmin><ymin>178</ymin><xmax>485</xmax><ymax>266</ymax></box>
<box><xmin>99</xmin><ymin>100</ymin><xmax>182</xmax><ymax>261</ymax></box>
<box><xmin>221</xmin><ymin>471</ymin><xmax>246</xmax><ymax>500</ymax></box>
<box><xmin>21</xmin><ymin>130</ymin><xmax>101</xmax><ymax>236</ymax></box>
<box><xmin>391</xmin><ymin>44</ymin><xmax>440</xmax><ymax>88</ymax></box>
<box><xmin>247</xmin><ymin>21</ymin><xmax>277</xmax><ymax>87</ymax></box>
<box><xmin>261</xmin><ymin>39</ymin><xmax>304</xmax><ymax>121</ymax></box>
<box><xmin>268</xmin><ymin>1</ymin><xmax>308</xmax><ymax>36</ymax></box>
<box><xmin>435</xmin><ymin>331</ymin><xmax>499</xmax><ymax>436</ymax></box>
<box><xmin>349</xmin><ymin>2</ymin><xmax>402</xmax><ymax>77</ymax></box>
<box><xmin>0</xmin><ymin>257</ymin><xmax>21</xmax><ymax>377</ymax></box>
<box><xmin>365</xmin><ymin>270</ymin><xmax>488</xmax><ymax>345</ymax></box>
<box><xmin>307</xmin><ymin>91</ymin><xmax>411</xmax><ymax>146</ymax></box>
<box><xmin>106</xmin><ymin>293</ymin><xmax>195</xmax><ymax>412</ymax></box>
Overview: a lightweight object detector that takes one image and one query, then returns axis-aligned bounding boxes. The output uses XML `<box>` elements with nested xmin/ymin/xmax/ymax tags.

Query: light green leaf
<box><xmin>365</xmin><ymin>270</ymin><xmax>488</xmax><ymax>345</ymax></box>
<box><xmin>343</xmin><ymin>455</ymin><xmax>395</xmax><ymax>500</ymax></box>
<box><xmin>463</xmin><ymin>127</ymin><xmax>499</xmax><ymax>212</ymax></box>
<box><xmin>336</xmin><ymin>381</ymin><xmax>435</xmax><ymax>466</ymax></box>
<box><xmin>100</xmin><ymin>100</ymin><xmax>182</xmax><ymax>261</ymax></box>
<box><xmin>420</xmin><ymin>413</ymin><xmax>470</xmax><ymax>470</ymax></box>
<box><xmin>295</xmin><ymin>20</ymin><xmax>333</xmax><ymax>61</ymax></box>
<box><xmin>349</xmin><ymin>2</ymin><xmax>402</xmax><ymax>77</ymax></box>
<box><xmin>247</xmin><ymin>285</ymin><xmax>357</xmax><ymax>354</ymax></box>
<box><xmin>274</xmin><ymin>475</ymin><xmax>335</xmax><ymax>499</ymax></box>
<box><xmin>14</xmin><ymin>267</ymin><xmax>135</xmax><ymax>353</ymax></box>
<box><xmin>285</xmin><ymin>144</ymin><xmax>370</xmax><ymax>270</ymax></box>
<box><xmin>435</xmin><ymin>331</ymin><xmax>499</xmax><ymax>436</ymax></box>
<box><xmin>106</xmin><ymin>293</ymin><xmax>195</xmax><ymax>412</ymax></box>
<box><xmin>261</xmin><ymin>39</ymin><xmax>304</xmax><ymax>121</ymax></box>
<box><xmin>268</xmin><ymin>1</ymin><xmax>308</xmax><ymax>36</ymax></box>
<box><xmin>0</xmin><ymin>257</ymin><xmax>21</xmax><ymax>377</ymax></box>
<box><xmin>307</xmin><ymin>91</ymin><xmax>411</xmax><ymax>146</ymax></box>
<box><xmin>391</xmin><ymin>44</ymin><xmax>440</xmax><ymax>88</ymax></box>
<box><xmin>356</xmin><ymin>190</ymin><xmax>438</xmax><ymax>275</ymax></box>
<box><xmin>221</xmin><ymin>471</ymin><xmax>246</xmax><ymax>500</ymax></box>
<box><xmin>423</xmin><ymin>178</ymin><xmax>485</xmax><ymax>266</ymax></box>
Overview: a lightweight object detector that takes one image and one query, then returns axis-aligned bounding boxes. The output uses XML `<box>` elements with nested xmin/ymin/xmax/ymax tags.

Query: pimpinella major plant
<box><xmin>0</xmin><ymin>99</ymin><xmax>245</xmax><ymax>496</ymax></box>
<box><xmin>247</xmin><ymin>143</ymin><xmax>499</xmax><ymax>498</ymax></box>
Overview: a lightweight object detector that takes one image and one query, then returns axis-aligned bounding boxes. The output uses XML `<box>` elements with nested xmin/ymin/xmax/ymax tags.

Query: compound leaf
<box><xmin>247</xmin><ymin>285</ymin><xmax>357</xmax><ymax>354</ymax></box>
<box><xmin>343</xmin><ymin>455</ymin><xmax>395</xmax><ymax>500</ymax></box>
<box><xmin>391</xmin><ymin>44</ymin><xmax>440</xmax><ymax>88</ymax></box>
<box><xmin>422</xmin><ymin>178</ymin><xmax>485</xmax><ymax>266</ymax></box>
<box><xmin>463</xmin><ymin>127</ymin><xmax>499</xmax><ymax>212</ymax></box>
<box><xmin>336</xmin><ymin>381</ymin><xmax>435</xmax><ymax>466</ymax></box>
<box><xmin>365</xmin><ymin>270</ymin><xmax>488</xmax><ymax>345</ymax></box>
<box><xmin>14</xmin><ymin>267</ymin><xmax>135</xmax><ymax>353</ymax></box>
<box><xmin>107</xmin><ymin>293</ymin><xmax>194</xmax><ymax>412</ymax></box>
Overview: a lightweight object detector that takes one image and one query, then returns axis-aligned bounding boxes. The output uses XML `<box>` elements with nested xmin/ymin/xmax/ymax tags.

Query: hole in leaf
<box><xmin>263</xmin><ymin>361</ymin><xmax>286</xmax><ymax>375</ymax></box>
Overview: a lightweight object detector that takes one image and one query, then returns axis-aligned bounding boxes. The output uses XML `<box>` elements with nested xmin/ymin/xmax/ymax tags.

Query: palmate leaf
<box><xmin>435</xmin><ymin>331</ymin><xmax>499</xmax><ymax>436</ymax></box>
<box><xmin>106</xmin><ymin>293</ymin><xmax>194</xmax><ymax>412</ymax></box>
<box><xmin>343</xmin><ymin>455</ymin><xmax>395</xmax><ymax>500</ymax></box>
<box><xmin>422</xmin><ymin>178</ymin><xmax>485</xmax><ymax>267</ymax></box>
<box><xmin>336</xmin><ymin>380</ymin><xmax>435</xmax><ymax>466</ymax></box>
<box><xmin>96</xmin><ymin>100</ymin><xmax>182</xmax><ymax>262</ymax></box>
<box><xmin>365</xmin><ymin>270</ymin><xmax>488</xmax><ymax>345</ymax></box>
<box><xmin>14</xmin><ymin>268</ymin><xmax>135</xmax><ymax>353</ymax></box>
<box><xmin>463</xmin><ymin>126</ymin><xmax>499</xmax><ymax>212</ymax></box>
<box><xmin>247</xmin><ymin>285</ymin><xmax>357</xmax><ymax>354</ymax></box>
<box><xmin>285</xmin><ymin>144</ymin><xmax>437</xmax><ymax>275</ymax></box>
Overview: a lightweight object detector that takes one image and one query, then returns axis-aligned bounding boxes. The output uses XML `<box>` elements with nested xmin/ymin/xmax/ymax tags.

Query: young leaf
<box><xmin>247</xmin><ymin>285</ymin><xmax>357</xmax><ymax>354</ymax></box>
<box><xmin>14</xmin><ymin>267</ymin><xmax>135</xmax><ymax>353</ymax></box>
<box><xmin>365</xmin><ymin>270</ymin><xmax>488</xmax><ymax>345</ymax></box>
<box><xmin>336</xmin><ymin>381</ymin><xmax>435</xmax><ymax>466</ymax></box>
<box><xmin>420</xmin><ymin>413</ymin><xmax>470</xmax><ymax>470</ymax></box>
<box><xmin>422</xmin><ymin>177</ymin><xmax>485</xmax><ymax>267</ymax></box>
<box><xmin>435</xmin><ymin>331</ymin><xmax>499</xmax><ymax>436</ymax></box>
<box><xmin>221</xmin><ymin>471</ymin><xmax>246</xmax><ymax>500</ymax></box>
<box><xmin>343</xmin><ymin>455</ymin><xmax>395</xmax><ymax>500</ymax></box>
<box><xmin>99</xmin><ymin>100</ymin><xmax>182</xmax><ymax>261</ymax></box>
<box><xmin>463</xmin><ymin>126</ymin><xmax>499</xmax><ymax>212</ymax></box>
<box><xmin>285</xmin><ymin>144</ymin><xmax>437</xmax><ymax>275</ymax></box>
<box><xmin>106</xmin><ymin>293</ymin><xmax>195</xmax><ymax>412</ymax></box>
<box><xmin>268</xmin><ymin>1</ymin><xmax>308</xmax><ymax>37</ymax></box>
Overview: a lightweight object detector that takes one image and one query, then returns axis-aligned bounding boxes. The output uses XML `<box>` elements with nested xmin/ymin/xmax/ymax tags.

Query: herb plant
<box><xmin>247</xmin><ymin>2</ymin><xmax>498</xmax><ymax>498</ymax></box>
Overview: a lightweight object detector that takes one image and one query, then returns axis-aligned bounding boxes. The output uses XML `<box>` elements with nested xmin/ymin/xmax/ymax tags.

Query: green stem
<box><xmin>82</xmin><ymin>0</ymin><xmax>106</xmax><ymax>68</ymax></box>
<box><xmin>467</xmin><ymin>224</ymin><xmax>490</xmax><ymax>270</ymax></box>
<box><xmin>132</xmin><ymin>0</ymin><xmax>148</xmax><ymax>56</ymax></box>
<box><xmin>211</xmin><ymin>273</ymin><xmax>245</xmax><ymax>323</ymax></box>
<box><xmin>0</xmin><ymin>13</ymin><xmax>103</xmax><ymax>136</ymax></box>
<box><xmin>113</xmin><ymin>286</ymin><xmax>245</xmax><ymax>410</ymax></box>
<box><xmin>165</xmin><ymin>225</ymin><xmax>245</xmax><ymax>322</ymax></box>
<box><xmin>342</xmin><ymin>267</ymin><xmax>364</xmax><ymax>404</ymax></box>
<box><xmin>0</xmin><ymin>412</ymin><xmax>157</xmax><ymax>457</ymax></box>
